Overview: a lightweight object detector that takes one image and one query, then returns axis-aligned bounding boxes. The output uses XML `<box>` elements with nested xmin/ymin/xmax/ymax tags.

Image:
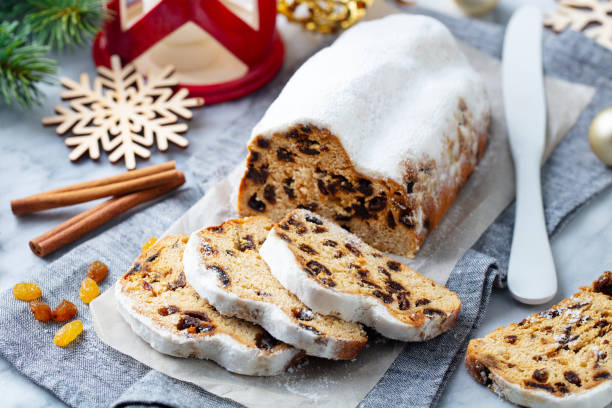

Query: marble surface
<box><xmin>1</xmin><ymin>0</ymin><xmax>610</xmax><ymax>407</ymax></box>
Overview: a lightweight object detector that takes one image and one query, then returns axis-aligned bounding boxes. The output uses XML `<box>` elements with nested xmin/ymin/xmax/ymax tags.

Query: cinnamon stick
<box><xmin>41</xmin><ymin>161</ymin><xmax>175</xmax><ymax>194</ymax></box>
<box><xmin>11</xmin><ymin>168</ymin><xmax>182</xmax><ymax>215</ymax></box>
<box><xmin>29</xmin><ymin>172</ymin><xmax>185</xmax><ymax>258</ymax></box>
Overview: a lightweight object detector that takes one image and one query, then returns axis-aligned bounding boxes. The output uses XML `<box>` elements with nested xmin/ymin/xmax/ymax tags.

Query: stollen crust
<box><xmin>465</xmin><ymin>272</ymin><xmax>612</xmax><ymax>408</ymax></box>
<box><xmin>259</xmin><ymin>209</ymin><xmax>461</xmax><ymax>341</ymax></box>
<box><xmin>115</xmin><ymin>234</ymin><xmax>303</xmax><ymax>376</ymax></box>
<box><xmin>183</xmin><ymin>217</ymin><xmax>368</xmax><ymax>360</ymax></box>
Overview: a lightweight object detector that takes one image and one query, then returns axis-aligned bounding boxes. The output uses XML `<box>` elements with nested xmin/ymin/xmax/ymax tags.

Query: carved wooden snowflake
<box><xmin>544</xmin><ymin>0</ymin><xmax>612</xmax><ymax>51</ymax></box>
<box><xmin>43</xmin><ymin>55</ymin><xmax>204</xmax><ymax>169</ymax></box>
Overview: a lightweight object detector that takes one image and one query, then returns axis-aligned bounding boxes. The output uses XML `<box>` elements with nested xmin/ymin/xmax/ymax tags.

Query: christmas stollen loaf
<box><xmin>238</xmin><ymin>14</ymin><xmax>490</xmax><ymax>258</ymax></box>
<box><xmin>465</xmin><ymin>272</ymin><xmax>612</xmax><ymax>408</ymax></box>
<box><xmin>259</xmin><ymin>209</ymin><xmax>461</xmax><ymax>341</ymax></box>
<box><xmin>183</xmin><ymin>217</ymin><xmax>368</xmax><ymax>360</ymax></box>
<box><xmin>115</xmin><ymin>234</ymin><xmax>303</xmax><ymax>376</ymax></box>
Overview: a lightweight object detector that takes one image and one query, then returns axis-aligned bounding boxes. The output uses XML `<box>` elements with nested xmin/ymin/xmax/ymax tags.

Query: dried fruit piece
<box><xmin>79</xmin><ymin>278</ymin><xmax>100</xmax><ymax>304</ymax></box>
<box><xmin>142</xmin><ymin>237</ymin><xmax>158</xmax><ymax>252</ymax></box>
<box><xmin>87</xmin><ymin>261</ymin><xmax>108</xmax><ymax>283</ymax></box>
<box><xmin>53</xmin><ymin>320</ymin><xmax>83</xmax><ymax>347</ymax></box>
<box><xmin>30</xmin><ymin>300</ymin><xmax>52</xmax><ymax>322</ymax></box>
<box><xmin>52</xmin><ymin>299</ymin><xmax>78</xmax><ymax>322</ymax></box>
<box><xmin>12</xmin><ymin>282</ymin><xmax>42</xmax><ymax>301</ymax></box>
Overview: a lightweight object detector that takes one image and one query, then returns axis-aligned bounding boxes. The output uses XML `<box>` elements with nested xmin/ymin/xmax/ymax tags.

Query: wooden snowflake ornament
<box><xmin>43</xmin><ymin>55</ymin><xmax>204</xmax><ymax>169</ymax></box>
<box><xmin>544</xmin><ymin>0</ymin><xmax>612</xmax><ymax>51</ymax></box>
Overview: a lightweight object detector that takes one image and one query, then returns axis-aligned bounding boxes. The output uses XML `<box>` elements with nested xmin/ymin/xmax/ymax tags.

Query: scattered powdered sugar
<box><xmin>592</xmin><ymin>347</ymin><xmax>606</xmax><ymax>360</ymax></box>
<box><xmin>301</xmin><ymin>309</ymin><xmax>314</xmax><ymax>321</ymax></box>
<box><xmin>564</xmin><ymin>309</ymin><xmax>582</xmax><ymax>324</ymax></box>
<box><xmin>276</xmin><ymin>358</ymin><xmax>347</xmax><ymax>403</ymax></box>
<box><xmin>539</xmin><ymin>308</ymin><xmax>562</xmax><ymax>319</ymax></box>
<box><xmin>490</xmin><ymin>380</ymin><xmax>504</xmax><ymax>397</ymax></box>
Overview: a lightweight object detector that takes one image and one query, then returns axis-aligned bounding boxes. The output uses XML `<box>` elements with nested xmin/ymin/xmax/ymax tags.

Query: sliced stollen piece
<box><xmin>259</xmin><ymin>209</ymin><xmax>461</xmax><ymax>341</ymax></box>
<box><xmin>183</xmin><ymin>216</ymin><xmax>368</xmax><ymax>360</ymax></box>
<box><xmin>465</xmin><ymin>272</ymin><xmax>612</xmax><ymax>408</ymax></box>
<box><xmin>115</xmin><ymin>234</ymin><xmax>303</xmax><ymax>376</ymax></box>
<box><xmin>238</xmin><ymin>14</ymin><xmax>490</xmax><ymax>258</ymax></box>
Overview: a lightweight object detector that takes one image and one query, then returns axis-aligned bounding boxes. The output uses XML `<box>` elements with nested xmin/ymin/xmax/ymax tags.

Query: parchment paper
<box><xmin>91</xmin><ymin>4</ymin><xmax>595</xmax><ymax>407</ymax></box>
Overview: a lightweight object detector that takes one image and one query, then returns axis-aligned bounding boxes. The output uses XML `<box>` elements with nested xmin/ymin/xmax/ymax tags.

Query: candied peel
<box><xmin>142</xmin><ymin>237</ymin><xmax>158</xmax><ymax>252</ymax></box>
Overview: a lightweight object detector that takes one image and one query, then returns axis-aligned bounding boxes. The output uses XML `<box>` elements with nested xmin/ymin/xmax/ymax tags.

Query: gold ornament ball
<box><xmin>454</xmin><ymin>0</ymin><xmax>499</xmax><ymax>16</ymax></box>
<box><xmin>589</xmin><ymin>107</ymin><xmax>612</xmax><ymax>166</ymax></box>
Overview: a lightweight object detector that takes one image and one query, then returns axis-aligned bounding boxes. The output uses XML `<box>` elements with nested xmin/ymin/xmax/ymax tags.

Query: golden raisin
<box><xmin>29</xmin><ymin>300</ymin><xmax>52</xmax><ymax>322</ymax></box>
<box><xmin>79</xmin><ymin>278</ymin><xmax>100</xmax><ymax>304</ymax></box>
<box><xmin>53</xmin><ymin>320</ymin><xmax>83</xmax><ymax>347</ymax></box>
<box><xmin>13</xmin><ymin>282</ymin><xmax>42</xmax><ymax>301</ymax></box>
<box><xmin>52</xmin><ymin>299</ymin><xmax>78</xmax><ymax>322</ymax></box>
<box><xmin>87</xmin><ymin>261</ymin><xmax>108</xmax><ymax>283</ymax></box>
<box><xmin>142</xmin><ymin>237</ymin><xmax>157</xmax><ymax>251</ymax></box>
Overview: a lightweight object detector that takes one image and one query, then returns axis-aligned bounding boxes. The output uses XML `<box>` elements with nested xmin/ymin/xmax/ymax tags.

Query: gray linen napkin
<box><xmin>1</xmin><ymin>6</ymin><xmax>611</xmax><ymax>408</ymax></box>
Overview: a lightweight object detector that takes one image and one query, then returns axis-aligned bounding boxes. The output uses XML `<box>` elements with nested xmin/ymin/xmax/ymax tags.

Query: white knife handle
<box><xmin>507</xmin><ymin>157</ymin><xmax>557</xmax><ymax>304</ymax></box>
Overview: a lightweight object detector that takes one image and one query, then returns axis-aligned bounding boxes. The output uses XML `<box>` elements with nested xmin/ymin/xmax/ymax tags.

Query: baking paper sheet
<box><xmin>91</xmin><ymin>3</ymin><xmax>595</xmax><ymax>406</ymax></box>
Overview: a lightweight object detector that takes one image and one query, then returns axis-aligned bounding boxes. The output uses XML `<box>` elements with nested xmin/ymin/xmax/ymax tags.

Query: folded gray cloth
<box><xmin>1</xmin><ymin>6</ymin><xmax>611</xmax><ymax>408</ymax></box>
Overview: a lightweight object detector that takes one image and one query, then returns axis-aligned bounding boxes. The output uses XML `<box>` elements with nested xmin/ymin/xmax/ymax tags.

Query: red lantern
<box><xmin>93</xmin><ymin>0</ymin><xmax>284</xmax><ymax>104</ymax></box>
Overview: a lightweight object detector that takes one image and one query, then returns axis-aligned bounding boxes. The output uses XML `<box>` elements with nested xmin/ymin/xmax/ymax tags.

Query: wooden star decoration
<box><xmin>43</xmin><ymin>55</ymin><xmax>204</xmax><ymax>169</ymax></box>
<box><xmin>544</xmin><ymin>0</ymin><xmax>612</xmax><ymax>51</ymax></box>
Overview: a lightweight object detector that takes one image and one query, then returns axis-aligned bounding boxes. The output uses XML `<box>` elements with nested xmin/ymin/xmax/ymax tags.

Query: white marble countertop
<box><xmin>2</xmin><ymin>0</ymin><xmax>611</xmax><ymax>407</ymax></box>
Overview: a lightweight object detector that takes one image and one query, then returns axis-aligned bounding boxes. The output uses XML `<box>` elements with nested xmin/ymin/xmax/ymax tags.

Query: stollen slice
<box><xmin>183</xmin><ymin>216</ymin><xmax>368</xmax><ymax>360</ymax></box>
<box><xmin>259</xmin><ymin>209</ymin><xmax>461</xmax><ymax>341</ymax></box>
<box><xmin>465</xmin><ymin>271</ymin><xmax>612</xmax><ymax>408</ymax></box>
<box><xmin>115</xmin><ymin>234</ymin><xmax>303</xmax><ymax>376</ymax></box>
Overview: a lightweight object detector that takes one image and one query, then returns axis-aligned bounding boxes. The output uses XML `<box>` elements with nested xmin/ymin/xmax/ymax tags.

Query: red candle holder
<box><xmin>93</xmin><ymin>0</ymin><xmax>284</xmax><ymax>104</ymax></box>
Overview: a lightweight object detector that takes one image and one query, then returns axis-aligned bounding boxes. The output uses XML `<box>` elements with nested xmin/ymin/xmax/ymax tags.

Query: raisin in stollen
<box><xmin>115</xmin><ymin>234</ymin><xmax>302</xmax><ymax>376</ymax></box>
<box><xmin>183</xmin><ymin>217</ymin><xmax>368</xmax><ymax>360</ymax></box>
<box><xmin>259</xmin><ymin>209</ymin><xmax>461</xmax><ymax>342</ymax></box>
<box><xmin>465</xmin><ymin>271</ymin><xmax>612</xmax><ymax>408</ymax></box>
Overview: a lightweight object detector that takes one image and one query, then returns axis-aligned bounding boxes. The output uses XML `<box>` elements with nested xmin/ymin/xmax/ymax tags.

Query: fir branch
<box><xmin>0</xmin><ymin>0</ymin><xmax>107</xmax><ymax>51</ymax></box>
<box><xmin>0</xmin><ymin>21</ymin><xmax>57</xmax><ymax>108</ymax></box>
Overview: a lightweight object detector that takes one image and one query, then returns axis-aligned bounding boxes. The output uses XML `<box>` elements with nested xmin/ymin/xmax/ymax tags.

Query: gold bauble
<box><xmin>589</xmin><ymin>107</ymin><xmax>612</xmax><ymax>166</ymax></box>
<box><xmin>278</xmin><ymin>0</ymin><xmax>373</xmax><ymax>34</ymax></box>
<box><xmin>453</xmin><ymin>0</ymin><xmax>499</xmax><ymax>16</ymax></box>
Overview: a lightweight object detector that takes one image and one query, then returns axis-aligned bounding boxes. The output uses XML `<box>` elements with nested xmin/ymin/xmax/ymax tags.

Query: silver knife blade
<box><xmin>503</xmin><ymin>6</ymin><xmax>547</xmax><ymax>156</ymax></box>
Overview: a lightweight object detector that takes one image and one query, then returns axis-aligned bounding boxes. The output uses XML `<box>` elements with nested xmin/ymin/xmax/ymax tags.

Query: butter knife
<box><xmin>502</xmin><ymin>5</ymin><xmax>557</xmax><ymax>305</ymax></box>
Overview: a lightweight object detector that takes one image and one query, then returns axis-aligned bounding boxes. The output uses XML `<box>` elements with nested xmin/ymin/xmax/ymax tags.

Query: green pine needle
<box><xmin>0</xmin><ymin>21</ymin><xmax>57</xmax><ymax>108</ymax></box>
<box><xmin>0</xmin><ymin>0</ymin><xmax>107</xmax><ymax>51</ymax></box>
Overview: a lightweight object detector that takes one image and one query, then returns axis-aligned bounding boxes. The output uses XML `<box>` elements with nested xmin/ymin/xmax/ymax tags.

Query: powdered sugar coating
<box><xmin>114</xmin><ymin>283</ymin><xmax>301</xmax><ymax>376</ymax></box>
<box><xmin>489</xmin><ymin>370</ymin><xmax>612</xmax><ymax>408</ymax></box>
<box><xmin>250</xmin><ymin>14</ymin><xmax>489</xmax><ymax>186</ymax></box>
